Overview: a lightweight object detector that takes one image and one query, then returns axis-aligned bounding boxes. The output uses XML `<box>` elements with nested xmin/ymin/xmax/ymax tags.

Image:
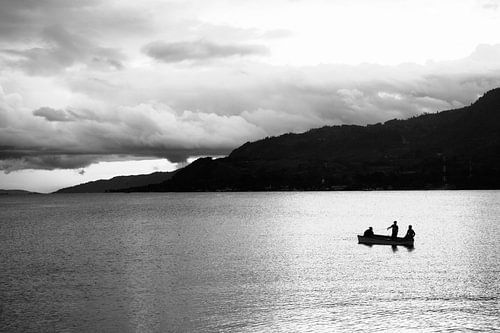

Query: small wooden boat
<box><xmin>357</xmin><ymin>234</ymin><xmax>414</xmax><ymax>246</ymax></box>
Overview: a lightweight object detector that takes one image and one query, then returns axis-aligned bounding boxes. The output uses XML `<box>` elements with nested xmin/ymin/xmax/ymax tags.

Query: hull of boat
<box><xmin>357</xmin><ymin>234</ymin><xmax>414</xmax><ymax>246</ymax></box>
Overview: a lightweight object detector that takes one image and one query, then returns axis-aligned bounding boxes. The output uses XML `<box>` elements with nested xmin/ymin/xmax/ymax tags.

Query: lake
<box><xmin>0</xmin><ymin>191</ymin><xmax>499</xmax><ymax>332</ymax></box>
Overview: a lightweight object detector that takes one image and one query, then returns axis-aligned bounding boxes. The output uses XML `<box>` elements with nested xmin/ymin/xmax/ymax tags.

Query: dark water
<box><xmin>0</xmin><ymin>191</ymin><xmax>499</xmax><ymax>332</ymax></box>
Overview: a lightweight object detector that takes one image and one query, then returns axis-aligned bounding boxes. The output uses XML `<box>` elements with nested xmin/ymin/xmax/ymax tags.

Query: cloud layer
<box><xmin>1</xmin><ymin>0</ymin><xmax>500</xmax><ymax>174</ymax></box>
<box><xmin>1</xmin><ymin>25</ymin><xmax>124</xmax><ymax>75</ymax></box>
<box><xmin>2</xmin><ymin>44</ymin><xmax>500</xmax><ymax>172</ymax></box>
<box><xmin>143</xmin><ymin>40</ymin><xmax>268</xmax><ymax>63</ymax></box>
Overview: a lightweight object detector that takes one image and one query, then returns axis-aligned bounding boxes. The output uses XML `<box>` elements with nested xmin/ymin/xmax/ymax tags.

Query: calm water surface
<box><xmin>0</xmin><ymin>191</ymin><xmax>499</xmax><ymax>332</ymax></box>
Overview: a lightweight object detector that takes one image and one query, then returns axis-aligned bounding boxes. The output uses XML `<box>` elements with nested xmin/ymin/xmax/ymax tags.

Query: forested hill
<box><xmin>0</xmin><ymin>189</ymin><xmax>40</xmax><ymax>195</ymax></box>
<box><xmin>55</xmin><ymin>171</ymin><xmax>174</xmax><ymax>193</ymax></box>
<box><xmin>127</xmin><ymin>88</ymin><xmax>500</xmax><ymax>191</ymax></box>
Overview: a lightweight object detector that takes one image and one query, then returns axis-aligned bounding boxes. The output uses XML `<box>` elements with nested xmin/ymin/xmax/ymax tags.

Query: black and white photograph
<box><xmin>1</xmin><ymin>0</ymin><xmax>499</xmax><ymax>331</ymax></box>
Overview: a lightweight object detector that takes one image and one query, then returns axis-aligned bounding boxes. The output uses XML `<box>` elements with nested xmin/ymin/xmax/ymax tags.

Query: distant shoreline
<box><xmin>50</xmin><ymin>188</ymin><xmax>500</xmax><ymax>194</ymax></box>
<box><xmin>0</xmin><ymin>190</ymin><xmax>41</xmax><ymax>195</ymax></box>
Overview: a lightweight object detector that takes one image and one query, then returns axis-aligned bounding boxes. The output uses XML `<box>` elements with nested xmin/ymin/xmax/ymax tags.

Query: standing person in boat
<box><xmin>404</xmin><ymin>225</ymin><xmax>415</xmax><ymax>239</ymax></box>
<box><xmin>387</xmin><ymin>221</ymin><xmax>399</xmax><ymax>239</ymax></box>
<box><xmin>363</xmin><ymin>227</ymin><xmax>374</xmax><ymax>237</ymax></box>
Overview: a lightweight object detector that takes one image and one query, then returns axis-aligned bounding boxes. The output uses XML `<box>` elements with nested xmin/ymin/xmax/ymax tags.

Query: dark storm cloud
<box><xmin>0</xmin><ymin>149</ymin><xmax>232</xmax><ymax>173</ymax></box>
<box><xmin>142</xmin><ymin>40</ymin><xmax>269</xmax><ymax>63</ymax></box>
<box><xmin>32</xmin><ymin>107</ymin><xmax>101</xmax><ymax>123</ymax></box>
<box><xmin>0</xmin><ymin>81</ymin><xmax>263</xmax><ymax>171</ymax></box>
<box><xmin>33</xmin><ymin>107</ymin><xmax>73</xmax><ymax>122</ymax></box>
<box><xmin>0</xmin><ymin>154</ymin><xmax>99</xmax><ymax>173</ymax></box>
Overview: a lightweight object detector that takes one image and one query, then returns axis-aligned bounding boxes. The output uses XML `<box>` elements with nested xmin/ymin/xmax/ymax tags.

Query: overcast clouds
<box><xmin>1</xmin><ymin>0</ymin><xmax>500</xmax><ymax>190</ymax></box>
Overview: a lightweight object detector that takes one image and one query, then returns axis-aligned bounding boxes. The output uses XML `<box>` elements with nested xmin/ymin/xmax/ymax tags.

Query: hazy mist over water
<box><xmin>1</xmin><ymin>191</ymin><xmax>499</xmax><ymax>332</ymax></box>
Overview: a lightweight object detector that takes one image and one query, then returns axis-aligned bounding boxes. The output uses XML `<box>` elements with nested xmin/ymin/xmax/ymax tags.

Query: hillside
<box><xmin>55</xmin><ymin>171</ymin><xmax>174</xmax><ymax>193</ymax></box>
<box><xmin>0</xmin><ymin>189</ymin><xmax>40</xmax><ymax>195</ymax></box>
<box><xmin>126</xmin><ymin>88</ymin><xmax>500</xmax><ymax>191</ymax></box>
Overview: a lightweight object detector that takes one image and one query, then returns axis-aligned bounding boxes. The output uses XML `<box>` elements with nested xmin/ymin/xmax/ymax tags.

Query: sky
<box><xmin>1</xmin><ymin>0</ymin><xmax>500</xmax><ymax>192</ymax></box>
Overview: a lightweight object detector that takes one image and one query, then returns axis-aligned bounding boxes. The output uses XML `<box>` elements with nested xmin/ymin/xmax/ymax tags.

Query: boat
<box><xmin>357</xmin><ymin>234</ymin><xmax>414</xmax><ymax>246</ymax></box>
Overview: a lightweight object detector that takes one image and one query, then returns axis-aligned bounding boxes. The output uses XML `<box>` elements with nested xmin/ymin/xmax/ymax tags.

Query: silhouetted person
<box><xmin>363</xmin><ymin>227</ymin><xmax>374</xmax><ymax>237</ymax></box>
<box><xmin>387</xmin><ymin>221</ymin><xmax>398</xmax><ymax>239</ymax></box>
<box><xmin>404</xmin><ymin>225</ymin><xmax>415</xmax><ymax>239</ymax></box>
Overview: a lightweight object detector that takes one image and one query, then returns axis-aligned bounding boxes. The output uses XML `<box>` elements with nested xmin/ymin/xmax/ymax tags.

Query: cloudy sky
<box><xmin>1</xmin><ymin>0</ymin><xmax>500</xmax><ymax>192</ymax></box>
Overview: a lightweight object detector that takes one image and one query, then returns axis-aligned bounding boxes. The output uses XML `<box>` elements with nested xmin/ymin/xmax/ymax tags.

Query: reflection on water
<box><xmin>360</xmin><ymin>243</ymin><xmax>414</xmax><ymax>252</ymax></box>
<box><xmin>0</xmin><ymin>191</ymin><xmax>499</xmax><ymax>332</ymax></box>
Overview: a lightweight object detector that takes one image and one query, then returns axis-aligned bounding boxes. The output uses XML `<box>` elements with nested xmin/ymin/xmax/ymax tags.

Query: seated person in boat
<box><xmin>363</xmin><ymin>227</ymin><xmax>374</xmax><ymax>237</ymax></box>
<box><xmin>387</xmin><ymin>221</ymin><xmax>398</xmax><ymax>239</ymax></box>
<box><xmin>404</xmin><ymin>225</ymin><xmax>415</xmax><ymax>239</ymax></box>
